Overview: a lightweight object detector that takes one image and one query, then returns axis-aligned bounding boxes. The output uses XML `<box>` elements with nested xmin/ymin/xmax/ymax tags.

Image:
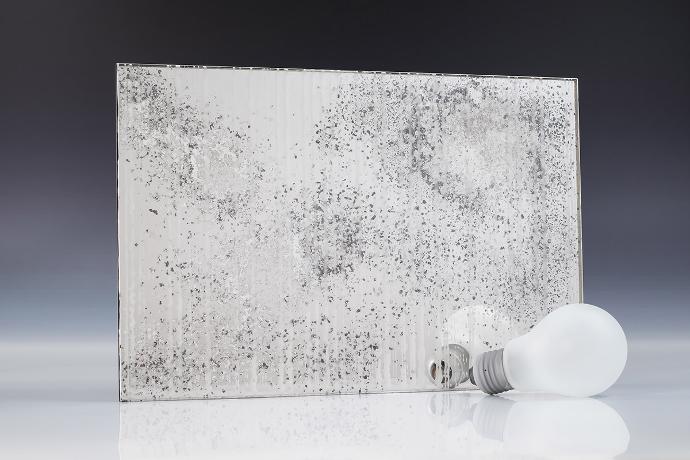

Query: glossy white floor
<box><xmin>1</xmin><ymin>339</ymin><xmax>688</xmax><ymax>459</ymax></box>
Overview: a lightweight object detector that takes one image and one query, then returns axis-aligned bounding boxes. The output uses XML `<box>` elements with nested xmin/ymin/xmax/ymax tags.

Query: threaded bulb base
<box><xmin>470</xmin><ymin>348</ymin><xmax>513</xmax><ymax>395</ymax></box>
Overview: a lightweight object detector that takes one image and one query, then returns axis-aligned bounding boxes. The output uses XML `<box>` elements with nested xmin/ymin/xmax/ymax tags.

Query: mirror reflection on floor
<box><xmin>1</xmin><ymin>339</ymin><xmax>688</xmax><ymax>459</ymax></box>
<box><xmin>118</xmin><ymin>392</ymin><xmax>628</xmax><ymax>460</ymax></box>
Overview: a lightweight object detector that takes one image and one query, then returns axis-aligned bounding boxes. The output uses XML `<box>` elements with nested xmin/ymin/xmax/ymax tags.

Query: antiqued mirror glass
<box><xmin>117</xmin><ymin>65</ymin><xmax>581</xmax><ymax>401</ymax></box>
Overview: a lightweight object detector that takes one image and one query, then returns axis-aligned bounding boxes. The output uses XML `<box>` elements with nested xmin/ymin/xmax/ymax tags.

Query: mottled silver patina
<box><xmin>117</xmin><ymin>65</ymin><xmax>581</xmax><ymax>401</ymax></box>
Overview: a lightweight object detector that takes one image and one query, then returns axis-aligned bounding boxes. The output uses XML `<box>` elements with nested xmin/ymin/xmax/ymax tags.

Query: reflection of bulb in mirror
<box><xmin>447</xmin><ymin>304</ymin><xmax>512</xmax><ymax>363</ymax></box>
<box><xmin>470</xmin><ymin>303</ymin><xmax>627</xmax><ymax>397</ymax></box>
<box><xmin>426</xmin><ymin>304</ymin><xmax>511</xmax><ymax>390</ymax></box>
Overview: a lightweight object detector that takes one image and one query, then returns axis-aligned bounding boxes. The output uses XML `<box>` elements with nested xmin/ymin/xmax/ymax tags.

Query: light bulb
<box><xmin>470</xmin><ymin>303</ymin><xmax>627</xmax><ymax>397</ymax></box>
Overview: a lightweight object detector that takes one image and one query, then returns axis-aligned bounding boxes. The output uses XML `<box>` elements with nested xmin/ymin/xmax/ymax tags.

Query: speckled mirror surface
<box><xmin>117</xmin><ymin>65</ymin><xmax>582</xmax><ymax>401</ymax></box>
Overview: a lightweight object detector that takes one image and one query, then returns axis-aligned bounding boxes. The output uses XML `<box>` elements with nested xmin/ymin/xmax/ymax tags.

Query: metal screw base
<box><xmin>469</xmin><ymin>348</ymin><xmax>513</xmax><ymax>395</ymax></box>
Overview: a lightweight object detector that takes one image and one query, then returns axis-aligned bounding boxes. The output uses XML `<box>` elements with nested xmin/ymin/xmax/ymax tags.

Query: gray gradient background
<box><xmin>0</xmin><ymin>1</ymin><xmax>688</xmax><ymax>458</ymax></box>
<box><xmin>1</xmin><ymin>1</ymin><xmax>687</xmax><ymax>343</ymax></box>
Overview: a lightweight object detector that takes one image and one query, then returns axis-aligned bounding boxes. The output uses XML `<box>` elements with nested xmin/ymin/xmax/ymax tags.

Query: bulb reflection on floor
<box><xmin>428</xmin><ymin>392</ymin><xmax>629</xmax><ymax>458</ymax></box>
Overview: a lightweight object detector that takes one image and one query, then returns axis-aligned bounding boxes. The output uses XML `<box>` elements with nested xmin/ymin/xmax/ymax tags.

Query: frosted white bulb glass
<box><xmin>471</xmin><ymin>304</ymin><xmax>627</xmax><ymax>397</ymax></box>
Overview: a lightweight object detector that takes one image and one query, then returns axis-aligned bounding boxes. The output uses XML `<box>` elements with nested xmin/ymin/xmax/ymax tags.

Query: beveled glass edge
<box><xmin>116</xmin><ymin>62</ymin><xmax>578</xmax><ymax>83</ymax></box>
<box><xmin>119</xmin><ymin>386</ymin><xmax>477</xmax><ymax>403</ymax></box>
<box><xmin>574</xmin><ymin>79</ymin><xmax>584</xmax><ymax>303</ymax></box>
<box><xmin>116</xmin><ymin>64</ymin><xmax>124</xmax><ymax>401</ymax></box>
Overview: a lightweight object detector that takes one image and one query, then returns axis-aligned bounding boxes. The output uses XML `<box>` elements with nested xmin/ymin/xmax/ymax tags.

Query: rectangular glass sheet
<box><xmin>117</xmin><ymin>65</ymin><xmax>581</xmax><ymax>401</ymax></box>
